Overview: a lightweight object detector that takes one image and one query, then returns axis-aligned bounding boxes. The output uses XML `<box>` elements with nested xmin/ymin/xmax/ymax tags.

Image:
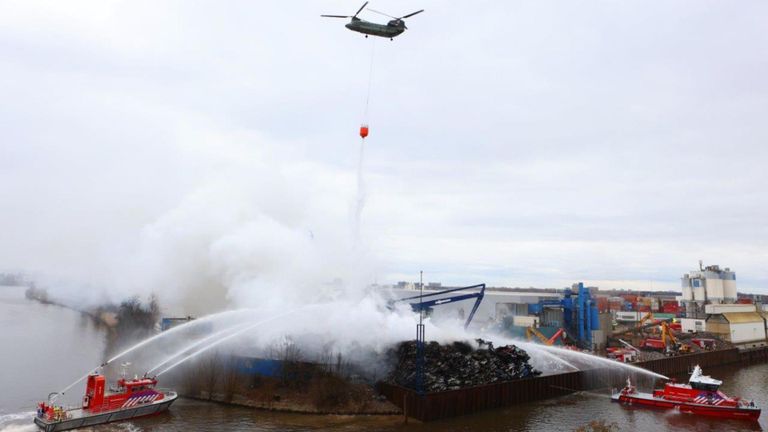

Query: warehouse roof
<box><xmin>723</xmin><ymin>312</ymin><xmax>765</xmax><ymax>324</ymax></box>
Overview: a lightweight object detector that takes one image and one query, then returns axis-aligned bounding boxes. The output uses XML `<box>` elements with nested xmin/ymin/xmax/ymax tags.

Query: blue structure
<box><xmin>392</xmin><ymin>283</ymin><xmax>486</xmax><ymax>330</ymax></box>
<box><xmin>562</xmin><ymin>288</ymin><xmax>574</xmax><ymax>331</ymax></box>
<box><xmin>528</xmin><ymin>299</ymin><xmax>561</xmax><ymax>315</ymax></box>
<box><xmin>560</xmin><ymin>283</ymin><xmax>599</xmax><ymax>349</ymax></box>
<box><xmin>519</xmin><ymin>283</ymin><xmax>602</xmax><ymax>349</ymax></box>
<box><xmin>576</xmin><ymin>282</ymin><xmax>600</xmax><ymax>348</ymax></box>
<box><xmin>528</xmin><ymin>303</ymin><xmax>542</xmax><ymax>315</ymax></box>
<box><xmin>234</xmin><ymin>357</ymin><xmax>283</xmax><ymax>377</ymax></box>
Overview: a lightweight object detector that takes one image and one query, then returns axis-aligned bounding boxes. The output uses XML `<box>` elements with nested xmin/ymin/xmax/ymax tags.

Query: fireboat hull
<box><xmin>34</xmin><ymin>393</ymin><xmax>177</xmax><ymax>432</ymax></box>
<box><xmin>612</xmin><ymin>392</ymin><xmax>761</xmax><ymax>422</ymax></box>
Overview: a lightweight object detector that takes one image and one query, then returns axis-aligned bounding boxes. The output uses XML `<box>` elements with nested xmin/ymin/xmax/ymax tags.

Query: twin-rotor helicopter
<box><xmin>321</xmin><ymin>2</ymin><xmax>424</xmax><ymax>40</ymax></box>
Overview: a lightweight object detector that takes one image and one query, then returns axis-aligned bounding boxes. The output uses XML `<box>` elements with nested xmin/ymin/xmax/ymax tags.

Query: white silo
<box><xmin>723</xmin><ymin>268</ymin><xmax>737</xmax><ymax>302</ymax></box>
<box><xmin>681</xmin><ymin>274</ymin><xmax>693</xmax><ymax>301</ymax></box>
<box><xmin>705</xmin><ymin>271</ymin><xmax>725</xmax><ymax>304</ymax></box>
<box><xmin>682</xmin><ymin>263</ymin><xmax>739</xmax><ymax>317</ymax></box>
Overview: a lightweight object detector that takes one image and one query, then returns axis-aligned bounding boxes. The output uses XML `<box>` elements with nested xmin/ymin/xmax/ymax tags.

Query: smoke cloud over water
<box><xmin>10</xmin><ymin>128</ymin><xmax>380</xmax><ymax>316</ymax></box>
<box><xmin>2</xmin><ymin>117</ymin><xmax>443</xmax><ymax>367</ymax></box>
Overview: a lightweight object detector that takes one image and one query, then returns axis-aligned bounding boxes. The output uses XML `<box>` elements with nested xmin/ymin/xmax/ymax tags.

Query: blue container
<box><xmin>235</xmin><ymin>357</ymin><xmax>283</xmax><ymax>377</ymax></box>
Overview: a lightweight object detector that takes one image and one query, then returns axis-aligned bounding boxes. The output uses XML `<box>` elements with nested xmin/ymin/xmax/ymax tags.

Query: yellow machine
<box><xmin>637</xmin><ymin>312</ymin><xmax>655</xmax><ymax>327</ymax></box>
<box><xmin>526</xmin><ymin>327</ymin><xmax>567</xmax><ymax>346</ymax></box>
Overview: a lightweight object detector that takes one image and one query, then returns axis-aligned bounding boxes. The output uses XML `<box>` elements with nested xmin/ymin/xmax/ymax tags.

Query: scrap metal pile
<box><xmin>387</xmin><ymin>339</ymin><xmax>541</xmax><ymax>392</ymax></box>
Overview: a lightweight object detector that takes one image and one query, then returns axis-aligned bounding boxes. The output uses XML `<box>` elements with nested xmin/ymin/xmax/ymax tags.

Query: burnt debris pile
<box><xmin>387</xmin><ymin>339</ymin><xmax>541</xmax><ymax>392</ymax></box>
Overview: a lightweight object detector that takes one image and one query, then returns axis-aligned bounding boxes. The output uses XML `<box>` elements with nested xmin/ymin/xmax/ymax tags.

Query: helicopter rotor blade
<box><xmin>353</xmin><ymin>1</ymin><xmax>369</xmax><ymax>18</ymax></box>
<box><xmin>320</xmin><ymin>14</ymin><xmax>351</xmax><ymax>18</ymax></box>
<box><xmin>367</xmin><ymin>8</ymin><xmax>397</xmax><ymax>19</ymax></box>
<box><xmin>400</xmin><ymin>9</ymin><xmax>424</xmax><ymax>19</ymax></box>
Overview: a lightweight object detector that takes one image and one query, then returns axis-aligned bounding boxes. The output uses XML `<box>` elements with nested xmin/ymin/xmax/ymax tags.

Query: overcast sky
<box><xmin>1</xmin><ymin>1</ymin><xmax>767</xmax><ymax>301</ymax></box>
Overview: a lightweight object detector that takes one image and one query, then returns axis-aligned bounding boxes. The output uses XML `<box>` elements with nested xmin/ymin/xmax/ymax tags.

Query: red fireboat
<box><xmin>612</xmin><ymin>365</ymin><xmax>760</xmax><ymax>422</ymax></box>
<box><xmin>34</xmin><ymin>369</ymin><xmax>177</xmax><ymax>431</ymax></box>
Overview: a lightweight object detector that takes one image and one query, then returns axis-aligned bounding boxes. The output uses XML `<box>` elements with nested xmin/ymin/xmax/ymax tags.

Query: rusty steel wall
<box><xmin>379</xmin><ymin>371</ymin><xmax>584</xmax><ymax>422</ymax></box>
<box><xmin>635</xmin><ymin>348</ymin><xmax>741</xmax><ymax>376</ymax></box>
<box><xmin>379</xmin><ymin>347</ymin><xmax>756</xmax><ymax>422</ymax></box>
<box><xmin>741</xmin><ymin>346</ymin><xmax>768</xmax><ymax>363</ymax></box>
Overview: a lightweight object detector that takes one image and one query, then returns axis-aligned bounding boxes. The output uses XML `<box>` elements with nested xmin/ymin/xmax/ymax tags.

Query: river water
<box><xmin>1</xmin><ymin>285</ymin><xmax>766</xmax><ymax>432</ymax></box>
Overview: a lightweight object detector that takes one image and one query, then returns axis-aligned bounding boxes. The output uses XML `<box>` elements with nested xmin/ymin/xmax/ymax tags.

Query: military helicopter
<box><xmin>321</xmin><ymin>2</ymin><xmax>424</xmax><ymax>40</ymax></box>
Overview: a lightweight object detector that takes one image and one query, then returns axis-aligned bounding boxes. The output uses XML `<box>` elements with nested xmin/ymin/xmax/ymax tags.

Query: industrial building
<box><xmin>500</xmin><ymin>282</ymin><xmax>610</xmax><ymax>351</ymax></box>
<box><xmin>388</xmin><ymin>264</ymin><xmax>767</xmax><ymax>352</ymax></box>
<box><xmin>387</xmin><ymin>282</ymin><xmax>610</xmax><ymax>350</ymax></box>
<box><xmin>681</xmin><ymin>262</ymin><xmax>737</xmax><ymax>318</ymax></box>
<box><xmin>704</xmin><ymin>304</ymin><xmax>767</xmax><ymax>349</ymax></box>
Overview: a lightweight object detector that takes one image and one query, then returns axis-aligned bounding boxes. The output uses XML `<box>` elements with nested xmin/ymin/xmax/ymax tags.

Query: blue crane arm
<box><xmin>392</xmin><ymin>284</ymin><xmax>486</xmax><ymax>329</ymax></box>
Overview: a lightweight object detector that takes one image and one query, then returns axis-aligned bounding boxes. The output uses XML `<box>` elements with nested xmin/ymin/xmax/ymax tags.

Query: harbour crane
<box><xmin>390</xmin><ymin>284</ymin><xmax>485</xmax><ymax>329</ymax></box>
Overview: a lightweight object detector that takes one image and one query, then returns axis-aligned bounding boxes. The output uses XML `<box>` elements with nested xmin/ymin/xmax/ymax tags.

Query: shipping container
<box><xmin>596</xmin><ymin>297</ymin><xmax>609</xmax><ymax>312</ymax></box>
<box><xmin>680</xmin><ymin>318</ymin><xmax>706</xmax><ymax>333</ymax></box>
<box><xmin>662</xmin><ymin>303</ymin><xmax>680</xmax><ymax>314</ymax></box>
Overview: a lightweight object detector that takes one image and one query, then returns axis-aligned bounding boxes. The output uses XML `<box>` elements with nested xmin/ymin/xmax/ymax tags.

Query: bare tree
<box><xmin>220</xmin><ymin>355</ymin><xmax>241</xmax><ymax>403</ymax></box>
<box><xmin>199</xmin><ymin>350</ymin><xmax>220</xmax><ymax>400</ymax></box>
<box><xmin>271</xmin><ymin>337</ymin><xmax>304</xmax><ymax>388</ymax></box>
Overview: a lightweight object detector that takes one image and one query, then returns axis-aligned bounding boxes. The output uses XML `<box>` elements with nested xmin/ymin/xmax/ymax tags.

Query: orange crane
<box><xmin>611</xmin><ymin>312</ymin><xmax>660</xmax><ymax>337</ymax></box>
<box><xmin>637</xmin><ymin>312</ymin><xmax>655</xmax><ymax>327</ymax></box>
<box><xmin>641</xmin><ymin>321</ymin><xmax>690</xmax><ymax>354</ymax></box>
<box><xmin>526</xmin><ymin>327</ymin><xmax>567</xmax><ymax>346</ymax></box>
<box><xmin>661</xmin><ymin>321</ymin><xmax>690</xmax><ymax>353</ymax></box>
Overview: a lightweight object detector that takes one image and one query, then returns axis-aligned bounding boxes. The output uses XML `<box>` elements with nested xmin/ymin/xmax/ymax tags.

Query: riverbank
<box><xmin>24</xmin><ymin>285</ymin><xmax>120</xmax><ymax>328</ymax></box>
<box><xmin>186</xmin><ymin>391</ymin><xmax>401</xmax><ymax>415</ymax></box>
<box><xmin>173</xmin><ymin>352</ymin><xmax>403</xmax><ymax>416</ymax></box>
